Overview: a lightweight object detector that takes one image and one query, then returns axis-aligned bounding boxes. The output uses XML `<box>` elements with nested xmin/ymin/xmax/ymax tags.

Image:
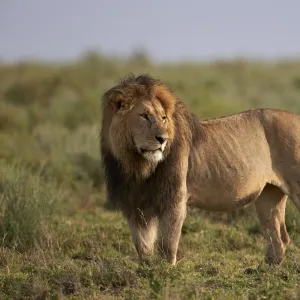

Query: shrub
<box><xmin>0</xmin><ymin>162</ymin><xmax>57</xmax><ymax>251</ymax></box>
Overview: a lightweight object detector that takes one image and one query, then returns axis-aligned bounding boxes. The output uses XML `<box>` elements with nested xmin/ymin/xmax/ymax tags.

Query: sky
<box><xmin>1</xmin><ymin>0</ymin><xmax>300</xmax><ymax>62</ymax></box>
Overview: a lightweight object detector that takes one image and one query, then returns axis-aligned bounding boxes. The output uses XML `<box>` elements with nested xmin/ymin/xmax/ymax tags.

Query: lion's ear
<box><xmin>107</xmin><ymin>90</ymin><xmax>125</xmax><ymax>113</ymax></box>
<box><xmin>153</xmin><ymin>84</ymin><xmax>176</xmax><ymax>115</ymax></box>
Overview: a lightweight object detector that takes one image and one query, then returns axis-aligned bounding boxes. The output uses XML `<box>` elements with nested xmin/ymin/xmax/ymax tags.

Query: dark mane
<box><xmin>100</xmin><ymin>74</ymin><xmax>193</xmax><ymax>222</ymax></box>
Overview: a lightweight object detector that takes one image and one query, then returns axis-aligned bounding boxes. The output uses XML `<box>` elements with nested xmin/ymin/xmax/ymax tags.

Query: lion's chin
<box><xmin>141</xmin><ymin>150</ymin><xmax>164</xmax><ymax>163</ymax></box>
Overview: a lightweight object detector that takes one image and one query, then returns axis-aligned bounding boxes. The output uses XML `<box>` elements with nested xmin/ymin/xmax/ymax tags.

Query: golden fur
<box><xmin>101</xmin><ymin>74</ymin><xmax>300</xmax><ymax>266</ymax></box>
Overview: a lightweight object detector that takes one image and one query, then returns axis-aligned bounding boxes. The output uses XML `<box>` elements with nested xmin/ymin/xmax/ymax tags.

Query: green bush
<box><xmin>0</xmin><ymin>162</ymin><xmax>57</xmax><ymax>251</ymax></box>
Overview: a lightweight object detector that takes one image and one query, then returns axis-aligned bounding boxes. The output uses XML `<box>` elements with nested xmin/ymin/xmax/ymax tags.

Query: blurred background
<box><xmin>1</xmin><ymin>1</ymin><xmax>300</xmax><ymax>298</ymax></box>
<box><xmin>1</xmin><ymin>0</ymin><xmax>300</xmax><ymax>188</ymax></box>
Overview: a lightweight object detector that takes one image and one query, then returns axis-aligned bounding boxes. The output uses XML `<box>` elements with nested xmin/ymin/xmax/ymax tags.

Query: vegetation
<box><xmin>1</xmin><ymin>53</ymin><xmax>300</xmax><ymax>299</ymax></box>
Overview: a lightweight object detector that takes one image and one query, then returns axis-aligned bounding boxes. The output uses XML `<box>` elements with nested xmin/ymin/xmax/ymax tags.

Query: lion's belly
<box><xmin>186</xmin><ymin>119</ymin><xmax>274</xmax><ymax>212</ymax></box>
<box><xmin>188</xmin><ymin>185</ymin><xmax>262</xmax><ymax>211</ymax></box>
<box><xmin>187</xmin><ymin>158</ymin><xmax>268</xmax><ymax>211</ymax></box>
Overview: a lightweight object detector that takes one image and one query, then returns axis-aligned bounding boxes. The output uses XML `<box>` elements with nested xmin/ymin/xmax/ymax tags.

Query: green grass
<box><xmin>1</xmin><ymin>54</ymin><xmax>300</xmax><ymax>299</ymax></box>
<box><xmin>0</xmin><ymin>162</ymin><xmax>57</xmax><ymax>251</ymax></box>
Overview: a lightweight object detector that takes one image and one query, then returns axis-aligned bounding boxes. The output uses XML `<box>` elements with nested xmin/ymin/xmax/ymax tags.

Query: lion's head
<box><xmin>101</xmin><ymin>75</ymin><xmax>177</xmax><ymax>178</ymax></box>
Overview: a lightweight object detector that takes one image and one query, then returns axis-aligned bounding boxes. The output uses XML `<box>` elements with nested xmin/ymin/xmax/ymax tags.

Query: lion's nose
<box><xmin>155</xmin><ymin>135</ymin><xmax>167</xmax><ymax>144</ymax></box>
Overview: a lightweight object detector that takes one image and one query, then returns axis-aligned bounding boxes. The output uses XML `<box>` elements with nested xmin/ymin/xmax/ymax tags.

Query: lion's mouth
<box><xmin>140</xmin><ymin>147</ymin><xmax>162</xmax><ymax>154</ymax></box>
<box><xmin>138</xmin><ymin>147</ymin><xmax>164</xmax><ymax>163</ymax></box>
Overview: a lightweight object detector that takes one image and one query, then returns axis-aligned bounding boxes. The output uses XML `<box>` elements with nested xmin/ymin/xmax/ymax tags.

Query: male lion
<box><xmin>100</xmin><ymin>74</ymin><xmax>300</xmax><ymax>266</ymax></box>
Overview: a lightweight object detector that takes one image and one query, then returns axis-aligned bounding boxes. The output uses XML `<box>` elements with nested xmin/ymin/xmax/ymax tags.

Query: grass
<box><xmin>1</xmin><ymin>54</ymin><xmax>300</xmax><ymax>299</ymax></box>
<box><xmin>0</xmin><ymin>162</ymin><xmax>58</xmax><ymax>251</ymax></box>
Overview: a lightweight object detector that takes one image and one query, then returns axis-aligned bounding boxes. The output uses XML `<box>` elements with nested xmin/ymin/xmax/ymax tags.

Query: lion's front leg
<box><xmin>127</xmin><ymin>215</ymin><xmax>158</xmax><ymax>264</ymax></box>
<box><xmin>158</xmin><ymin>201</ymin><xmax>187</xmax><ymax>265</ymax></box>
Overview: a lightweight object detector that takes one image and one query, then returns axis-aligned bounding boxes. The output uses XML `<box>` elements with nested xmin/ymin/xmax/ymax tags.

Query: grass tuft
<box><xmin>0</xmin><ymin>162</ymin><xmax>57</xmax><ymax>251</ymax></box>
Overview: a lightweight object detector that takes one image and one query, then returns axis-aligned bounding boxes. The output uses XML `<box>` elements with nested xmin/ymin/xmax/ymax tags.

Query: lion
<box><xmin>100</xmin><ymin>74</ymin><xmax>300</xmax><ymax>267</ymax></box>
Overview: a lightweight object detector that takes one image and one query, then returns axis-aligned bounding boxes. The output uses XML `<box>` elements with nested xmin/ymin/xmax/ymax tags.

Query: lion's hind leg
<box><xmin>255</xmin><ymin>184</ymin><xmax>290</xmax><ymax>265</ymax></box>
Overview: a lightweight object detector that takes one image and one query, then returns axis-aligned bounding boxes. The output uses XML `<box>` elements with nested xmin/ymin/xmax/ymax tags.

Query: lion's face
<box><xmin>109</xmin><ymin>98</ymin><xmax>171</xmax><ymax>163</ymax></box>
<box><xmin>102</xmin><ymin>75</ymin><xmax>176</xmax><ymax>177</ymax></box>
<box><xmin>129</xmin><ymin>99</ymin><xmax>169</xmax><ymax>162</ymax></box>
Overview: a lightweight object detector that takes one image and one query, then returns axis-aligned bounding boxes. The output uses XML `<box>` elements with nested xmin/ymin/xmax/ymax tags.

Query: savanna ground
<box><xmin>1</xmin><ymin>53</ymin><xmax>300</xmax><ymax>299</ymax></box>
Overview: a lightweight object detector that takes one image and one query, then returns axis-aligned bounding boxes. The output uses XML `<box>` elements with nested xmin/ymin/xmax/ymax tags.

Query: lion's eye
<box><xmin>140</xmin><ymin>114</ymin><xmax>148</xmax><ymax>120</ymax></box>
<box><xmin>162</xmin><ymin>116</ymin><xmax>167</xmax><ymax>122</ymax></box>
